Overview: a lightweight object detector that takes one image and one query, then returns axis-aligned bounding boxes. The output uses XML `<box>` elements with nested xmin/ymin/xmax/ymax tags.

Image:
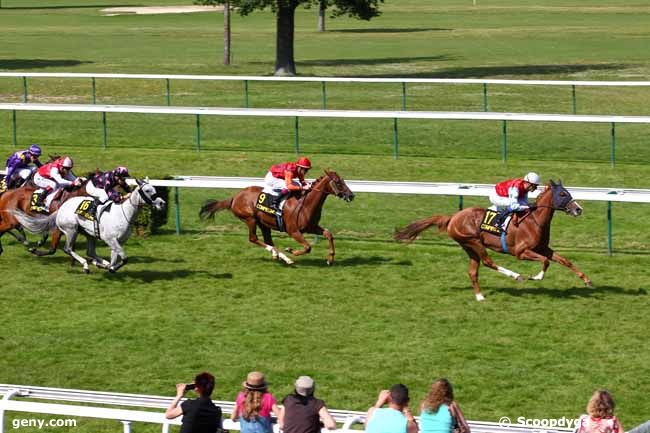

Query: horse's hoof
<box><xmin>326</xmin><ymin>260</ymin><xmax>333</xmax><ymax>266</ymax></box>
<box><xmin>285</xmin><ymin>247</ymin><xmax>294</xmax><ymax>255</ymax></box>
<box><xmin>108</xmin><ymin>267</ymin><xmax>116</xmax><ymax>273</ymax></box>
<box><xmin>475</xmin><ymin>293</ymin><xmax>486</xmax><ymax>301</ymax></box>
<box><xmin>28</xmin><ymin>247</ymin><xmax>36</xmax><ymax>253</ymax></box>
<box><xmin>515</xmin><ymin>275</ymin><xmax>524</xmax><ymax>282</ymax></box>
<box><xmin>23</xmin><ymin>242</ymin><xmax>30</xmax><ymax>247</ymax></box>
<box><xmin>83</xmin><ymin>267</ymin><xmax>89</xmax><ymax>274</ymax></box>
<box><xmin>585</xmin><ymin>280</ymin><xmax>593</xmax><ymax>287</ymax></box>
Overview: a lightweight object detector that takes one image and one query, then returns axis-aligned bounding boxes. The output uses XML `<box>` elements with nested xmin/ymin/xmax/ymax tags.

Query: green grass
<box><xmin>1</xmin><ymin>1</ymin><xmax>650</xmax><ymax>431</ymax></box>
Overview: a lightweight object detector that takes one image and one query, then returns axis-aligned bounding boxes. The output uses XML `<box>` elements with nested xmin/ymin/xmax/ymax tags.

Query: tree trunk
<box><xmin>274</xmin><ymin>1</ymin><xmax>297</xmax><ymax>76</ymax></box>
<box><xmin>223</xmin><ymin>0</ymin><xmax>231</xmax><ymax>65</ymax></box>
<box><xmin>318</xmin><ymin>0</ymin><xmax>326</xmax><ymax>32</ymax></box>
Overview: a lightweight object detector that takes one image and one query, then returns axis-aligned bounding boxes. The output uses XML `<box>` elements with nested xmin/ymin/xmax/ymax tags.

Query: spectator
<box><xmin>165</xmin><ymin>372</ymin><xmax>223</xmax><ymax>433</ymax></box>
<box><xmin>628</xmin><ymin>420</ymin><xmax>650</xmax><ymax>433</ymax></box>
<box><xmin>576</xmin><ymin>390</ymin><xmax>624</xmax><ymax>433</ymax></box>
<box><xmin>419</xmin><ymin>379</ymin><xmax>469</xmax><ymax>433</ymax></box>
<box><xmin>231</xmin><ymin>371</ymin><xmax>280</xmax><ymax>433</ymax></box>
<box><xmin>366</xmin><ymin>384</ymin><xmax>418</xmax><ymax>433</ymax></box>
<box><xmin>278</xmin><ymin>375</ymin><xmax>337</xmax><ymax>433</ymax></box>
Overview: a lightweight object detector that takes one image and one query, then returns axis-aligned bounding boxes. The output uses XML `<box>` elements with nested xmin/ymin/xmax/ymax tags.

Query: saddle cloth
<box><xmin>480</xmin><ymin>208</ymin><xmax>513</xmax><ymax>235</ymax></box>
<box><xmin>255</xmin><ymin>192</ymin><xmax>286</xmax><ymax>232</ymax></box>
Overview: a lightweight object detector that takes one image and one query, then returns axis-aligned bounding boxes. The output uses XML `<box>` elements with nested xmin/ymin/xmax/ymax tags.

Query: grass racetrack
<box><xmin>1</xmin><ymin>0</ymin><xmax>650</xmax><ymax>431</ymax></box>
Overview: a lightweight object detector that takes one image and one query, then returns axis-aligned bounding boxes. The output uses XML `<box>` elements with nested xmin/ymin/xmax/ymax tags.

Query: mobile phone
<box><xmin>185</xmin><ymin>383</ymin><xmax>196</xmax><ymax>391</ymax></box>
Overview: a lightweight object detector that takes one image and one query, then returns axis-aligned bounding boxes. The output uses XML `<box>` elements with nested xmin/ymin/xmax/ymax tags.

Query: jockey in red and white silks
<box><xmin>262</xmin><ymin>157</ymin><xmax>313</xmax><ymax>196</ymax></box>
<box><xmin>489</xmin><ymin>172</ymin><xmax>540</xmax><ymax>212</ymax></box>
<box><xmin>33</xmin><ymin>156</ymin><xmax>80</xmax><ymax>211</ymax></box>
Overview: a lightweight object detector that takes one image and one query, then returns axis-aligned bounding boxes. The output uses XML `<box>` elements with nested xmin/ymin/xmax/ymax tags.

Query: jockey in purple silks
<box><xmin>86</xmin><ymin>166</ymin><xmax>132</xmax><ymax>204</ymax></box>
<box><xmin>2</xmin><ymin>144</ymin><xmax>43</xmax><ymax>191</ymax></box>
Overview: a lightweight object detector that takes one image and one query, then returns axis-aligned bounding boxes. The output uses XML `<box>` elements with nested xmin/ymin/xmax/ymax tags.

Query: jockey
<box><xmin>489</xmin><ymin>172</ymin><xmax>541</xmax><ymax>226</ymax></box>
<box><xmin>31</xmin><ymin>156</ymin><xmax>81</xmax><ymax>213</ymax></box>
<box><xmin>262</xmin><ymin>157</ymin><xmax>312</xmax><ymax>209</ymax></box>
<box><xmin>86</xmin><ymin>166</ymin><xmax>132</xmax><ymax>205</ymax></box>
<box><xmin>1</xmin><ymin>144</ymin><xmax>43</xmax><ymax>191</ymax></box>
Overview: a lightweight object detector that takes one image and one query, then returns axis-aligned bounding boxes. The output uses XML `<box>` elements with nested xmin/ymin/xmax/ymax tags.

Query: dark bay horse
<box><xmin>395</xmin><ymin>180</ymin><xmax>592</xmax><ymax>301</ymax></box>
<box><xmin>0</xmin><ymin>180</ymin><xmax>90</xmax><ymax>257</ymax></box>
<box><xmin>199</xmin><ymin>170</ymin><xmax>354</xmax><ymax>265</ymax></box>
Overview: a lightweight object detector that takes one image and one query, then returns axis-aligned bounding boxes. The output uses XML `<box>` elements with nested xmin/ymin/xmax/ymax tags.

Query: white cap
<box><xmin>524</xmin><ymin>172</ymin><xmax>540</xmax><ymax>185</ymax></box>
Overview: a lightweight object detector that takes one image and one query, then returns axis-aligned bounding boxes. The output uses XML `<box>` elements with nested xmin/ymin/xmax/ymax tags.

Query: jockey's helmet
<box><xmin>114</xmin><ymin>166</ymin><xmax>129</xmax><ymax>177</ymax></box>
<box><xmin>524</xmin><ymin>172</ymin><xmax>540</xmax><ymax>185</ymax></box>
<box><xmin>28</xmin><ymin>144</ymin><xmax>42</xmax><ymax>156</ymax></box>
<box><xmin>61</xmin><ymin>156</ymin><xmax>74</xmax><ymax>169</ymax></box>
<box><xmin>296</xmin><ymin>157</ymin><xmax>312</xmax><ymax>169</ymax></box>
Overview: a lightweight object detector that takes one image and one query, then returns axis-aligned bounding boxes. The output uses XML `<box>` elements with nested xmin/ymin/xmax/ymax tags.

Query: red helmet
<box><xmin>296</xmin><ymin>157</ymin><xmax>312</xmax><ymax>169</ymax></box>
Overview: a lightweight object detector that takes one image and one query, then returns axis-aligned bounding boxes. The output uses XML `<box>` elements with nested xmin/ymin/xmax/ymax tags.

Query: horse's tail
<box><xmin>394</xmin><ymin>214</ymin><xmax>452</xmax><ymax>243</ymax></box>
<box><xmin>199</xmin><ymin>198</ymin><xmax>233</xmax><ymax>220</ymax></box>
<box><xmin>12</xmin><ymin>210</ymin><xmax>58</xmax><ymax>234</ymax></box>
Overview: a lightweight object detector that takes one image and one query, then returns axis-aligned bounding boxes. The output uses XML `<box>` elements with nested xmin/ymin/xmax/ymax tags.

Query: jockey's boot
<box><xmin>493</xmin><ymin>209</ymin><xmax>510</xmax><ymax>231</ymax></box>
<box><xmin>88</xmin><ymin>198</ymin><xmax>99</xmax><ymax>219</ymax></box>
<box><xmin>270</xmin><ymin>193</ymin><xmax>287</xmax><ymax>214</ymax></box>
<box><xmin>30</xmin><ymin>189</ymin><xmax>49</xmax><ymax>214</ymax></box>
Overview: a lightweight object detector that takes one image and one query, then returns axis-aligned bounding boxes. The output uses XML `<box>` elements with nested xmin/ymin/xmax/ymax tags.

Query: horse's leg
<box><xmin>467</xmin><ymin>239</ymin><xmax>524</xmax><ymax>282</ymax></box>
<box><xmin>461</xmin><ymin>245</ymin><xmax>485</xmax><ymax>301</ymax></box>
<box><xmin>105</xmin><ymin>238</ymin><xmax>128</xmax><ymax>272</ymax></box>
<box><xmin>246</xmin><ymin>218</ymin><xmax>293</xmax><ymax>264</ymax></box>
<box><xmin>516</xmin><ymin>249</ymin><xmax>551</xmax><ymax>281</ymax></box>
<box><xmin>298</xmin><ymin>225</ymin><xmax>335</xmax><ymax>265</ymax></box>
<box><xmin>87</xmin><ymin>236</ymin><xmax>109</xmax><ymax>269</ymax></box>
<box><xmin>30</xmin><ymin>228</ymin><xmax>61</xmax><ymax>256</ymax></box>
<box><xmin>285</xmin><ymin>231</ymin><xmax>312</xmax><ymax>257</ymax></box>
<box><xmin>547</xmin><ymin>249</ymin><xmax>592</xmax><ymax>287</ymax></box>
<box><xmin>62</xmin><ymin>229</ymin><xmax>89</xmax><ymax>273</ymax></box>
<box><xmin>259</xmin><ymin>225</ymin><xmax>278</xmax><ymax>260</ymax></box>
<box><xmin>37</xmin><ymin>231</ymin><xmax>49</xmax><ymax>248</ymax></box>
<box><xmin>7</xmin><ymin>227</ymin><xmax>29</xmax><ymax>247</ymax></box>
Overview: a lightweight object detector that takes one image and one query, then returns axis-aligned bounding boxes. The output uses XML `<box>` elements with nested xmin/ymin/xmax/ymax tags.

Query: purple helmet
<box><xmin>29</xmin><ymin>144</ymin><xmax>42</xmax><ymax>156</ymax></box>
<box><xmin>114</xmin><ymin>166</ymin><xmax>129</xmax><ymax>177</ymax></box>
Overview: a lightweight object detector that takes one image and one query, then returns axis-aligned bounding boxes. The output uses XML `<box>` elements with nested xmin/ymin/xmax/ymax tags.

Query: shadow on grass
<box><xmin>354</xmin><ymin>63</ymin><xmax>630</xmax><ymax>78</ymax></box>
<box><xmin>297</xmin><ymin>55</ymin><xmax>457</xmax><ymax>67</ymax></box>
<box><xmin>104</xmin><ymin>269</ymin><xmax>233</xmax><ymax>282</ymax></box>
<box><xmin>295</xmin><ymin>255</ymin><xmax>412</xmax><ymax>267</ymax></box>
<box><xmin>0</xmin><ymin>59</ymin><xmax>93</xmax><ymax>70</ymax></box>
<box><xmin>488</xmin><ymin>285</ymin><xmax>647</xmax><ymax>299</ymax></box>
<box><xmin>330</xmin><ymin>27</ymin><xmax>452</xmax><ymax>34</ymax></box>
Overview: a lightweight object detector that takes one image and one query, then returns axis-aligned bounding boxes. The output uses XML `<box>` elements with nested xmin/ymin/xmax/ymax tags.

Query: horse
<box><xmin>0</xmin><ymin>179</ymin><xmax>91</xmax><ymax>257</ymax></box>
<box><xmin>394</xmin><ymin>180</ymin><xmax>592</xmax><ymax>301</ymax></box>
<box><xmin>199</xmin><ymin>170</ymin><xmax>354</xmax><ymax>265</ymax></box>
<box><xmin>13</xmin><ymin>179</ymin><xmax>165</xmax><ymax>273</ymax></box>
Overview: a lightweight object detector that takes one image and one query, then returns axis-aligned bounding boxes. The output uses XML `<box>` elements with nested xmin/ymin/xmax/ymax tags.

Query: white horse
<box><xmin>14</xmin><ymin>178</ymin><xmax>166</xmax><ymax>273</ymax></box>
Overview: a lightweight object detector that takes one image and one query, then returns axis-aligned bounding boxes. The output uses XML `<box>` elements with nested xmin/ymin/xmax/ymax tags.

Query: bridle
<box><xmin>120</xmin><ymin>184</ymin><xmax>158</xmax><ymax>224</ymax></box>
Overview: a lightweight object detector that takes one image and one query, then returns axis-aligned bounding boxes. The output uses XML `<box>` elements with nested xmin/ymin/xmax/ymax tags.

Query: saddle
<box><xmin>480</xmin><ymin>209</ymin><xmax>513</xmax><ymax>235</ymax></box>
<box><xmin>255</xmin><ymin>192</ymin><xmax>286</xmax><ymax>232</ymax></box>
<box><xmin>75</xmin><ymin>199</ymin><xmax>113</xmax><ymax>238</ymax></box>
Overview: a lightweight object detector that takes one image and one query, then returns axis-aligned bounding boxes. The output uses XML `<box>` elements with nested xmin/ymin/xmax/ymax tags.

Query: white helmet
<box><xmin>61</xmin><ymin>156</ymin><xmax>73</xmax><ymax>169</ymax></box>
<box><xmin>524</xmin><ymin>172</ymin><xmax>540</xmax><ymax>185</ymax></box>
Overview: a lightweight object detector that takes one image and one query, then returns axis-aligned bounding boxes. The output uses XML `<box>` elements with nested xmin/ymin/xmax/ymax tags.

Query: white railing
<box><xmin>0</xmin><ymin>385</ymin><xmax>574</xmax><ymax>433</ymax></box>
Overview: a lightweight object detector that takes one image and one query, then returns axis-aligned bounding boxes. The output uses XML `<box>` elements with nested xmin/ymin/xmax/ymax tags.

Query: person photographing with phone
<box><xmin>366</xmin><ymin>384</ymin><xmax>419</xmax><ymax>433</ymax></box>
<box><xmin>165</xmin><ymin>372</ymin><xmax>223</xmax><ymax>433</ymax></box>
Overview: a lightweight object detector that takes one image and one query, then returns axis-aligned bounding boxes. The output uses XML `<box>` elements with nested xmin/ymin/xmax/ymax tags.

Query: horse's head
<box><xmin>135</xmin><ymin>178</ymin><xmax>166</xmax><ymax>211</ymax></box>
<box><xmin>322</xmin><ymin>170</ymin><xmax>354</xmax><ymax>203</ymax></box>
<box><xmin>546</xmin><ymin>179</ymin><xmax>582</xmax><ymax>216</ymax></box>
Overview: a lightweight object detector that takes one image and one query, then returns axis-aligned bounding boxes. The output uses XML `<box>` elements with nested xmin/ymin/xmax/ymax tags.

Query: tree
<box><xmin>194</xmin><ymin>0</ymin><xmax>384</xmax><ymax>76</ymax></box>
<box><xmin>318</xmin><ymin>0</ymin><xmax>326</xmax><ymax>32</ymax></box>
<box><xmin>224</xmin><ymin>0</ymin><xmax>231</xmax><ymax>65</ymax></box>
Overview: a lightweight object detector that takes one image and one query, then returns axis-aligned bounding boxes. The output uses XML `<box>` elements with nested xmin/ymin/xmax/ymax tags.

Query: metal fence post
<box><xmin>101</xmin><ymin>112</ymin><xmax>107</xmax><ymax>149</ymax></box>
<box><xmin>483</xmin><ymin>83</ymin><xmax>488</xmax><ymax>112</ymax></box>
<box><xmin>195</xmin><ymin>114</ymin><xmax>201</xmax><ymax>151</ymax></box>
<box><xmin>501</xmin><ymin>120</ymin><xmax>507</xmax><ymax>162</ymax></box>
<box><xmin>401</xmin><ymin>82</ymin><xmax>407</xmax><ymax>110</ymax></box>
<box><xmin>610</xmin><ymin>122</ymin><xmax>616</xmax><ymax>167</ymax></box>
<box><xmin>458</xmin><ymin>195</ymin><xmax>464</xmax><ymax>210</ymax></box>
<box><xmin>607</xmin><ymin>201</ymin><xmax>612</xmax><ymax>255</ymax></box>
<box><xmin>12</xmin><ymin>110</ymin><xmax>17</xmax><ymax>146</ymax></box>
<box><xmin>571</xmin><ymin>84</ymin><xmax>577</xmax><ymax>114</ymax></box>
<box><xmin>243</xmin><ymin>80</ymin><xmax>249</xmax><ymax>108</ymax></box>
<box><xmin>174</xmin><ymin>187</ymin><xmax>181</xmax><ymax>235</ymax></box>
<box><xmin>92</xmin><ymin>77</ymin><xmax>97</xmax><ymax>104</ymax></box>
<box><xmin>393</xmin><ymin>118</ymin><xmax>399</xmax><ymax>159</ymax></box>
<box><xmin>321</xmin><ymin>81</ymin><xmax>327</xmax><ymax>110</ymax></box>
<box><xmin>294</xmin><ymin>116</ymin><xmax>300</xmax><ymax>155</ymax></box>
<box><xmin>22</xmin><ymin>76</ymin><xmax>28</xmax><ymax>103</ymax></box>
<box><xmin>165</xmin><ymin>78</ymin><xmax>171</xmax><ymax>106</ymax></box>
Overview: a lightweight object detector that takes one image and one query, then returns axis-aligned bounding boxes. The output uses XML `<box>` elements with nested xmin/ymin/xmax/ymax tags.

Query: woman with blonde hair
<box><xmin>231</xmin><ymin>371</ymin><xmax>280</xmax><ymax>433</ymax></box>
<box><xmin>419</xmin><ymin>379</ymin><xmax>470</xmax><ymax>433</ymax></box>
<box><xmin>576</xmin><ymin>390</ymin><xmax>624</xmax><ymax>433</ymax></box>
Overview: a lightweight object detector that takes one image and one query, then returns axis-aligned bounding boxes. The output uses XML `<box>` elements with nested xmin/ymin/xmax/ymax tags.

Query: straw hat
<box><xmin>243</xmin><ymin>371</ymin><xmax>267</xmax><ymax>390</ymax></box>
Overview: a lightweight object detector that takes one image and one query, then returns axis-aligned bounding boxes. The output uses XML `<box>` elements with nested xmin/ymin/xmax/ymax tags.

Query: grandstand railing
<box><xmin>2</xmin><ymin>72</ymin><xmax>650</xmax><ymax>114</ymax></box>
<box><xmin>2</xmin><ymin>103</ymin><xmax>650</xmax><ymax>164</ymax></box>
<box><xmin>1</xmin><ymin>171</ymin><xmax>647</xmax><ymax>255</ymax></box>
<box><xmin>0</xmin><ymin>384</ymin><xmax>574</xmax><ymax>433</ymax></box>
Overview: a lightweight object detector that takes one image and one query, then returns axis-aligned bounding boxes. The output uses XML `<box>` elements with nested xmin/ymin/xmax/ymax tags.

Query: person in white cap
<box><xmin>489</xmin><ymin>172</ymin><xmax>541</xmax><ymax>228</ymax></box>
<box><xmin>278</xmin><ymin>376</ymin><xmax>336</xmax><ymax>433</ymax></box>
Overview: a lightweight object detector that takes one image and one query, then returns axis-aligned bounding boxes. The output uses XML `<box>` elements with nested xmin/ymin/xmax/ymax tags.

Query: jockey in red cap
<box><xmin>31</xmin><ymin>156</ymin><xmax>81</xmax><ymax>213</ymax></box>
<box><xmin>263</xmin><ymin>157</ymin><xmax>312</xmax><ymax>210</ymax></box>
<box><xmin>489</xmin><ymin>172</ymin><xmax>540</xmax><ymax>228</ymax></box>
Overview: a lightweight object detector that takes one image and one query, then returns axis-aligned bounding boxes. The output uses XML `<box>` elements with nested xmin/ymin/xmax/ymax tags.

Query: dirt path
<box><xmin>101</xmin><ymin>5</ymin><xmax>224</xmax><ymax>16</ymax></box>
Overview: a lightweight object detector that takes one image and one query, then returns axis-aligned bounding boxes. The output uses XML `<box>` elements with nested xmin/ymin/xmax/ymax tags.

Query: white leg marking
<box><xmin>497</xmin><ymin>266</ymin><xmax>523</xmax><ymax>281</ymax></box>
<box><xmin>475</xmin><ymin>293</ymin><xmax>486</xmax><ymax>302</ymax></box>
<box><xmin>530</xmin><ymin>270</ymin><xmax>545</xmax><ymax>281</ymax></box>
<box><xmin>277</xmin><ymin>251</ymin><xmax>294</xmax><ymax>265</ymax></box>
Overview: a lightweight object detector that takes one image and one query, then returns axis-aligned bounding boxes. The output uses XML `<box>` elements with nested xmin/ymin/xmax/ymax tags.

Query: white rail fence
<box><xmin>2</xmin><ymin>72</ymin><xmax>650</xmax><ymax>114</ymax></box>
<box><xmin>2</xmin><ymin>103</ymin><xmax>649</xmax><ymax>163</ymax></box>
<box><xmin>0</xmin><ymin>384</ymin><xmax>574</xmax><ymax>433</ymax></box>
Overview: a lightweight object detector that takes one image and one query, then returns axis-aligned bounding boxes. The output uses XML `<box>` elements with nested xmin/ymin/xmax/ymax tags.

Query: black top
<box><xmin>180</xmin><ymin>396</ymin><xmax>222</xmax><ymax>433</ymax></box>
<box><xmin>281</xmin><ymin>394</ymin><xmax>326</xmax><ymax>433</ymax></box>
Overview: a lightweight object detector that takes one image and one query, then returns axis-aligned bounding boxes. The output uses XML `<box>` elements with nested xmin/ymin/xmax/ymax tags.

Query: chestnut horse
<box><xmin>199</xmin><ymin>170</ymin><xmax>354</xmax><ymax>265</ymax></box>
<box><xmin>395</xmin><ymin>180</ymin><xmax>592</xmax><ymax>301</ymax></box>
<box><xmin>0</xmin><ymin>180</ymin><xmax>89</xmax><ymax>257</ymax></box>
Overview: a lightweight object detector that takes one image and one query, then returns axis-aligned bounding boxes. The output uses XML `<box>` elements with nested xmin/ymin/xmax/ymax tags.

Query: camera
<box><xmin>185</xmin><ymin>383</ymin><xmax>196</xmax><ymax>391</ymax></box>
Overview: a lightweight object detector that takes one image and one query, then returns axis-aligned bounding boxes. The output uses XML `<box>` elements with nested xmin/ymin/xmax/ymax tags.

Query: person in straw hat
<box><xmin>278</xmin><ymin>375</ymin><xmax>337</xmax><ymax>433</ymax></box>
<box><xmin>231</xmin><ymin>371</ymin><xmax>280</xmax><ymax>433</ymax></box>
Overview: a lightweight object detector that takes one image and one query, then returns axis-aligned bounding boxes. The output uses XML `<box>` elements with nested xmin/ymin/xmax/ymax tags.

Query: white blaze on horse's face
<box><xmin>566</xmin><ymin>200</ymin><xmax>583</xmax><ymax>217</ymax></box>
